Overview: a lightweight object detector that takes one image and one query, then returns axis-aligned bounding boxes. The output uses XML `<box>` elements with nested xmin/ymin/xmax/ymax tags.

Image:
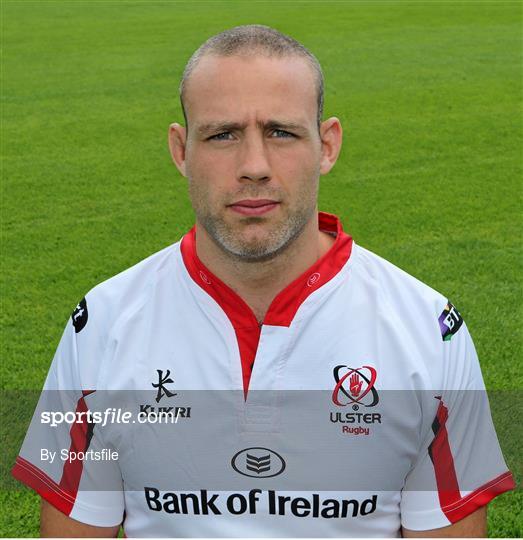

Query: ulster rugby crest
<box><xmin>330</xmin><ymin>365</ymin><xmax>381</xmax><ymax>436</ymax></box>
<box><xmin>332</xmin><ymin>365</ymin><xmax>379</xmax><ymax>408</ymax></box>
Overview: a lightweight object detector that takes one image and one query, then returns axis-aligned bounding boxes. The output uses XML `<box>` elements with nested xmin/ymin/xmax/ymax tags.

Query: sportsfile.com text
<box><xmin>40</xmin><ymin>407</ymin><xmax>179</xmax><ymax>427</ymax></box>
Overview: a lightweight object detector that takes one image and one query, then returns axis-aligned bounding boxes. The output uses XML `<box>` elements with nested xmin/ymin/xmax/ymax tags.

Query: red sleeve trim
<box><xmin>428</xmin><ymin>399</ymin><xmax>462</xmax><ymax>512</ymax></box>
<box><xmin>60</xmin><ymin>394</ymin><xmax>95</xmax><ymax>497</ymax></box>
<box><xmin>11</xmin><ymin>393</ymin><xmax>95</xmax><ymax>517</ymax></box>
<box><xmin>11</xmin><ymin>456</ymin><xmax>74</xmax><ymax>515</ymax></box>
<box><xmin>443</xmin><ymin>471</ymin><xmax>515</xmax><ymax>523</ymax></box>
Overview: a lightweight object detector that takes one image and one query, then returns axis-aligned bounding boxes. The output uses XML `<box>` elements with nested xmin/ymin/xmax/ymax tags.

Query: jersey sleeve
<box><xmin>400</xmin><ymin>303</ymin><xmax>515</xmax><ymax>531</ymax></box>
<box><xmin>11</xmin><ymin>297</ymin><xmax>125</xmax><ymax>527</ymax></box>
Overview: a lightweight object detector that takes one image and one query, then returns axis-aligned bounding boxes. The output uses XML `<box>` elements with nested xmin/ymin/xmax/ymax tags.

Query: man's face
<box><xmin>181</xmin><ymin>54</ymin><xmax>323</xmax><ymax>262</ymax></box>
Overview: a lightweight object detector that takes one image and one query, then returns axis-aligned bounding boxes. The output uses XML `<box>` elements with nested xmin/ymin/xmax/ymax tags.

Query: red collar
<box><xmin>180</xmin><ymin>212</ymin><xmax>353</xmax><ymax>329</ymax></box>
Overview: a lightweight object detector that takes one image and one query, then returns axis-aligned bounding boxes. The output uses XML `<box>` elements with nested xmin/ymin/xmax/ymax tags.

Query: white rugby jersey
<box><xmin>13</xmin><ymin>212</ymin><xmax>514</xmax><ymax>537</ymax></box>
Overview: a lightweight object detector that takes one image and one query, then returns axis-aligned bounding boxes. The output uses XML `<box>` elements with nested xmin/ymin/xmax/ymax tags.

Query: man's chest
<box><xmin>91</xmin><ymin>296</ymin><xmax>434</xmax><ymax>514</ymax></box>
<box><xmin>78</xmin><ymin>248</ymin><xmax>445</xmax><ymax>536</ymax></box>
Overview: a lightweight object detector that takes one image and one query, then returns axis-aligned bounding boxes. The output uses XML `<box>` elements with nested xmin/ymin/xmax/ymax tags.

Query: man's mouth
<box><xmin>227</xmin><ymin>199</ymin><xmax>280</xmax><ymax>216</ymax></box>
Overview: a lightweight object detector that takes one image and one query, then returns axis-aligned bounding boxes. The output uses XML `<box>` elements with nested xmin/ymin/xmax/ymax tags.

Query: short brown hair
<box><xmin>179</xmin><ymin>24</ymin><xmax>324</xmax><ymax>128</ymax></box>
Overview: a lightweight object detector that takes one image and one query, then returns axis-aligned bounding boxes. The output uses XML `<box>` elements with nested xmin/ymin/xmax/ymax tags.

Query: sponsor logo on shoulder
<box><xmin>438</xmin><ymin>301</ymin><xmax>463</xmax><ymax>341</ymax></box>
<box><xmin>71</xmin><ymin>297</ymin><xmax>88</xmax><ymax>333</ymax></box>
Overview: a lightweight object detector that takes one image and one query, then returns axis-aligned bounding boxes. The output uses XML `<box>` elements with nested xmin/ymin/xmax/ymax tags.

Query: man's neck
<box><xmin>195</xmin><ymin>216</ymin><xmax>335</xmax><ymax>324</ymax></box>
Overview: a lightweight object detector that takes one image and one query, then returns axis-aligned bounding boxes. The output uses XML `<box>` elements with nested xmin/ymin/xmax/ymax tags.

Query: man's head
<box><xmin>169</xmin><ymin>25</ymin><xmax>342</xmax><ymax>263</ymax></box>
<box><xmin>179</xmin><ymin>25</ymin><xmax>324</xmax><ymax>130</ymax></box>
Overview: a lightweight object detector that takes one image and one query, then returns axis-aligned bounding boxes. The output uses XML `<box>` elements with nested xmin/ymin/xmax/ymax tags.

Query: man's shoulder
<box><xmin>91</xmin><ymin>241</ymin><xmax>180</xmax><ymax>297</ymax></box>
<box><xmin>79</xmin><ymin>240</ymin><xmax>183</xmax><ymax>336</ymax></box>
<box><xmin>351</xmin><ymin>243</ymin><xmax>450</xmax><ymax>323</ymax></box>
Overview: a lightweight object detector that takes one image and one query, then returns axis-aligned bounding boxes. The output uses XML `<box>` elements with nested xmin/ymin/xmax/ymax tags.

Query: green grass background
<box><xmin>1</xmin><ymin>0</ymin><xmax>521</xmax><ymax>536</ymax></box>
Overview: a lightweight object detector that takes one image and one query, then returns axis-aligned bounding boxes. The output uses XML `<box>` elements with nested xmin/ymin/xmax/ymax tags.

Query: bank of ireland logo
<box><xmin>332</xmin><ymin>366</ymin><xmax>379</xmax><ymax>410</ymax></box>
<box><xmin>231</xmin><ymin>447</ymin><xmax>286</xmax><ymax>478</ymax></box>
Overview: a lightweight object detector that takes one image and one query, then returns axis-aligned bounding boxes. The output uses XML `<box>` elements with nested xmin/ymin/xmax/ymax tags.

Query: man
<box><xmin>13</xmin><ymin>25</ymin><xmax>514</xmax><ymax>537</ymax></box>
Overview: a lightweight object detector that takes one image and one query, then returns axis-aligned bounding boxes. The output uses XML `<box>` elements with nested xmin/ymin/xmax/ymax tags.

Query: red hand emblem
<box><xmin>350</xmin><ymin>373</ymin><xmax>363</xmax><ymax>397</ymax></box>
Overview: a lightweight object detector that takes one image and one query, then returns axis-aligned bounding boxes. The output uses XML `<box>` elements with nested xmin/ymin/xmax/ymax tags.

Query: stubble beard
<box><xmin>191</xmin><ymin>186</ymin><xmax>318</xmax><ymax>264</ymax></box>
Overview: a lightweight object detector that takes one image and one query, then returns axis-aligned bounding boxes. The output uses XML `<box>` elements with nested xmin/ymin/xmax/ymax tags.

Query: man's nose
<box><xmin>237</xmin><ymin>133</ymin><xmax>271</xmax><ymax>182</ymax></box>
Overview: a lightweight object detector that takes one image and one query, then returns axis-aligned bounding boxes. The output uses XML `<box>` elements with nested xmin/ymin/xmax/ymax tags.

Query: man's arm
<box><xmin>402</xmin><ymin>506</ymin><xmax>487</xmax><ymax>538</ymax></box>
<box><xmin>40</xmin><ymin>499</ymin><xmax>120</xmax><ymax>538</ymax></box>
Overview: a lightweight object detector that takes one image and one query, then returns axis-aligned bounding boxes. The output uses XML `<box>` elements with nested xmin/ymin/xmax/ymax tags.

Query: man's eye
<box><xmin>271</xmin><ymin>129</ymin><xmax>295</xmax><ymax>138</ymax></box>
<box><xmin>209</xmin><ymin>132</ymin><xmax>233</xmax><ymax>141</ymax></box>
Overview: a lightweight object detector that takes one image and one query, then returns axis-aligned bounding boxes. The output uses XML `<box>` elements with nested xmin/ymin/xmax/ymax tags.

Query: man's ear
<box><xmin>319</xmin><ymin>117</ymin><xmax>343</xmax><ymax>175</ymax></box>
<box><xmin>168</xmin><ymin>123</ymin><xmax>188</xmax><ymax>177</ymax></box>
